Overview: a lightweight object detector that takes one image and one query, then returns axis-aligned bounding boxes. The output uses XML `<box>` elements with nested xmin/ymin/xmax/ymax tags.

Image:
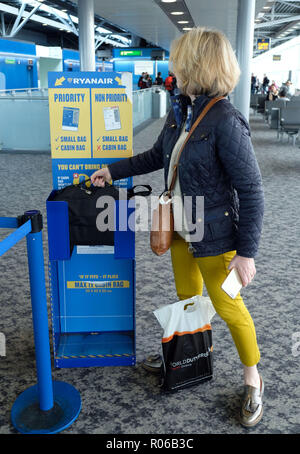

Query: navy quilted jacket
<box><xmin>108</xmin><ymin>94</ymin><xmax>264</xmax><ymax>258</ymax></box>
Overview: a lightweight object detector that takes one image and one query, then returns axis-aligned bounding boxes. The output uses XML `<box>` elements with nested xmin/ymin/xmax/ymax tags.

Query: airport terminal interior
<box><xmin>0</xmin><ymin>0</ymin><xmax>299</xmax><ymax>435</ymax></box>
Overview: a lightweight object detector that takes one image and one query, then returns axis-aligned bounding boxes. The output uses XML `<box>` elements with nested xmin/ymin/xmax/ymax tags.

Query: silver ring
<box><xmin>159</xmin><ymin>191</ymin><xmax>173</xmax><ymax>205</ymax></box>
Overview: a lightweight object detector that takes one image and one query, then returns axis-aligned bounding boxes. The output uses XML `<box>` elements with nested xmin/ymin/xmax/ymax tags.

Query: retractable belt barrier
<box><xmin>0</xmin><ymin>210</ymin><xmax>81</xmax><ymax>434</ymax></box>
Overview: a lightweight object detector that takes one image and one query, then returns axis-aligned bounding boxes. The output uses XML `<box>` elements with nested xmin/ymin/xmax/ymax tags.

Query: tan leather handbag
<box><xmin>150</xmin><ymin>96</ymin><xmax>225</xmax><ymax>256</ymax></box>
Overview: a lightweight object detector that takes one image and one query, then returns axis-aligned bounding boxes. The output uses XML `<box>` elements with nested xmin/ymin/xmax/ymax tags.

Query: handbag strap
<box><xmin>168</xmin><ymin>96</ymin><xmax>225</xmax><ymax>192</ymax></box>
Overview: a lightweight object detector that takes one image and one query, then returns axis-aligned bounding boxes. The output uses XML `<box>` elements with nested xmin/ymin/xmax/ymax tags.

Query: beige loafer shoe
<box><xmin>239</xmin><ymin>375</ymin><xmax>264</xmax><ymax>428</ymax></box>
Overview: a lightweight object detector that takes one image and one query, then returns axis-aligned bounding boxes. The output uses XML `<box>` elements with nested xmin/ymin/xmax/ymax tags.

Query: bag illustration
<box><xmin>154</xmin><ymin>295</ymin><xmax>216</xmax><ymax>392</ymax></box>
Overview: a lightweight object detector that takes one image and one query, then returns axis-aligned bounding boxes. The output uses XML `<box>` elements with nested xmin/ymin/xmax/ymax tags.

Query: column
<box><xmin>78</xmin><ymin>0</ymin><xmax>95</xmax><ymax>71</ymax></box>
<box><xmin>234</xmin><ymin>0</ymin><xmax>256</xmax><ymax>121</ymax></box>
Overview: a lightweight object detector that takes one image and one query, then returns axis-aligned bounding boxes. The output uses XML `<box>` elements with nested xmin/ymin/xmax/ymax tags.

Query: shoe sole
<box><xmin>239</xmin><ymin>407</ymin><xmax>263</xmax><ymax>428</ymax></box>
<box><xmin>141</xmin><ymin>363</ymin><xmax>162</xmax><ymax>374</ymax></box>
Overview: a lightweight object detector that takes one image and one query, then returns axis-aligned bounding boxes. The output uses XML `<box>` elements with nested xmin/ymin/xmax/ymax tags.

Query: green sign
<box><xmin>120</xmin><ymin>50</ymin><xmax>142</xmax><ymax>56</ymax></box>
<box><xmin>5</xmin><ymin>58</ymin><xmax>16</xmax><ymax>64</ymax></box>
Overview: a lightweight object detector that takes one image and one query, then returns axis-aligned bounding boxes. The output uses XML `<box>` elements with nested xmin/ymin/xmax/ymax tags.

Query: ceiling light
<box><xmin>42</xmin><ymin>23</ymin><xmax>47</xmax><ymax>26</ymax></box>
<box><xmin>178</xmin><ymin>20</ymin><xmax>189</xmax><ymax>24</ymax></box>
<box><xmin>263</xmin><ymin>6</ymin><xmax>271</xmax><ymax>9</ymax></box>
<box><xmin>183</xmin><ymin>27</ymin><xmax>192</xmax><ymax>30</ymax></box>
<box><xmin>171</xmin><ymin>12</ymin><xmax>184</xmax><ymax>15</ymax></box>
<box><xmin>161</xmin><ymin>0</ymin><xmax>177</xmax><ymax>2</ymax></box>
<box><xmin>62</xmin><ymin>9</ymin><xmax>67</xmax><ymax>12</ymax></box>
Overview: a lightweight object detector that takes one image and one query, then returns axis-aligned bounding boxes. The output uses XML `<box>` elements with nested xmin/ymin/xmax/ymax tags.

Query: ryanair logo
<box><xmin>115</xmin><ymin>76</ymin><xmax>122</xmax><ymax>85</ymax></box>
<box><xmin>54</xmin><ymin>76</ymin><xmax>66</xmax><ymax>86</ymax></box>
<box><xmin>54</xmin><ymin>76</ymin><xmax>123</xmax><ymax>86</ymax></box>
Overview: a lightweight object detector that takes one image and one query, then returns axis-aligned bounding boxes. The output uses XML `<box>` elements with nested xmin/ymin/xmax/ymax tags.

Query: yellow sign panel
<box><xmin>91</xmin><ymin>88</ymin><xmax>133</xmax><ymax>158</ymax></box>
<box><xmin>48</xmin><ymin>88</ymin><xmax>92</xmax><ymax>159</ymax></box>
<box><xmin>67</xmin><ymin>280</ymin><xmax>130</xmax><ymax>289</ymax></box>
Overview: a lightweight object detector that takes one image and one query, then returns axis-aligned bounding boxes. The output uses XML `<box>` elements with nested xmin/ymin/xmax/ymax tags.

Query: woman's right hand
<box><xmin>90</xmin><ymin>167</ymin><xmax>112</xmax><ymax>187</ymax></box>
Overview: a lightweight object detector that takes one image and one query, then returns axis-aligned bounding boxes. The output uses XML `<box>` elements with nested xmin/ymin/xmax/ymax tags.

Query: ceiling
<box><xmin>253</xmin><ymin>0</ymin><xmax>300</xmax><ymax>56</ymax></box>
<box><xmin>185</xmin><ymin>0</ymin><xmax>238</xmax><ymax>48</ymax></box>
<box><xmin>70</xmin><ymin>0</ymin><xmax>282</xmax><ymax>52</ymax></box>
<box><xmin>74</xmin><ymin>0</ymin><xmax>182</xmax><ymax>51</ymax></box>
<box><xmin>0</xmin><ymin>0</ymin><xmax>137</xmax><ymax>49</ymax></box>
<box><xmin>1</xmin><ymin>1</ymin><xmax>300</xmax><ymax>57</ymax></box>
<box><xmin>78</xmin><ymin>0</ymin><xmax>240</xmax><ymax>50</ymax></box>
<box><xmin>85</xmin><ymin>0</ymin><xmax>300</xmax><ymax>55</ymax></box>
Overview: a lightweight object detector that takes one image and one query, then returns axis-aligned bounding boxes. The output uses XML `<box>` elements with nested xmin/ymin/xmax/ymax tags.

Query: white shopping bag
<box><xmin>154</xmin><ymin>295</ymin><xmax>216</xmax><ymax>392</ymax></box>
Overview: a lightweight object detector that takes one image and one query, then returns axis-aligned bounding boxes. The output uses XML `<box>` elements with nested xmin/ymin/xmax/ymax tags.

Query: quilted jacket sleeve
<box><xmin>107</xmin><ymin>119</ymin><xmax>167</xmax><ymax>181</ymax></box>
<box><xmin>215</xmin><ymin>111</ymin><xmax>265</xmax><ymax>258</ymax></box>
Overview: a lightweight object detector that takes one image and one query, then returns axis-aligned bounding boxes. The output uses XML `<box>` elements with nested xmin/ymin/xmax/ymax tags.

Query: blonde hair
<box><xmin>169</xmin><ymin>27</ymin><xmax>241</xmax><ymax>97</ymax></box>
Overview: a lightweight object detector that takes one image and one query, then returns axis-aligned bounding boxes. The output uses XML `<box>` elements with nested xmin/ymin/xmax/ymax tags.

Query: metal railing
<box><xmin>0</xmin><ymin>87</ymin><xmax>49</xmax><ymax>99</ymax></box>
<box><xmin>0</xmin><ymin>85</ymin><xmax>169</xmax><ymax>151</ymax></box>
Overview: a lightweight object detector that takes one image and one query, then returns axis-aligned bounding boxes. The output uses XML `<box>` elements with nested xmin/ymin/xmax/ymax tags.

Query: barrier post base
<box><xmin>11</xmin><ymin>381</ymin><xmax>81</xmax><ymax>434</ymax></box>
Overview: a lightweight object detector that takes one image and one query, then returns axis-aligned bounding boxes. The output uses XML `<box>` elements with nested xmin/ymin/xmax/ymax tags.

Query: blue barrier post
<box><xmin>26</xmin><ymin>216</ymin><xmax>54</xmax><ymax>411</ymax></box>
<box><xmin>7</xmin><ymin>211</ymin><xmax>81</xmax><ymax>434</ymax></box>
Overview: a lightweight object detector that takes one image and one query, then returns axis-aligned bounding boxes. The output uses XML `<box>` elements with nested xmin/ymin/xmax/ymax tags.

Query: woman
<box><xmin>91</xmin><ymin>27</ymin><xmax>265</xmax><ymax>428</ymax></box>
<box><xmin>266</xmin><ymin>83</ymin><xmax>278</xmax><ymax>101</ymax></box>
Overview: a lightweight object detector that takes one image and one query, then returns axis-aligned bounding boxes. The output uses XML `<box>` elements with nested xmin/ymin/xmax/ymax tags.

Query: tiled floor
<box><xmin>0</xmin><ymin>112</ymin><xmax>299</xmax><ymax>434</ymax></box>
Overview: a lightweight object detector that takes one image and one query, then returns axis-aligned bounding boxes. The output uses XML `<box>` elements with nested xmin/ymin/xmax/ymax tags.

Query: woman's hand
<box><xmin>228</xmin><ymin>255</ymin><xmax>256</xmax><ymax>287</ymax></box>
<box><xmin>91</xmin><ymin>167</ymin><xmax>112</xmax><ymax>187</ymax></box>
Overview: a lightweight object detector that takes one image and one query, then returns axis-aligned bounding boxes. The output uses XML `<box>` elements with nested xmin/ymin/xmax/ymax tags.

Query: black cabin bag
<box><xmin>51</xmin><ymin>179</ymin><xmax>152</xmax><ymax>250</ymax></box>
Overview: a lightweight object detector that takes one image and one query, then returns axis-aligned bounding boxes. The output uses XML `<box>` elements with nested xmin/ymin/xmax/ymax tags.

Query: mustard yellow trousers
<box><xmin>170</xmin><ymin>233</ymin><xmax>260</xmax><ymax>367</ymax></box>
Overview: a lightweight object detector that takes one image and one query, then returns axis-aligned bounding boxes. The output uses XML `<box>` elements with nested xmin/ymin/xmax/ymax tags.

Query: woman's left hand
<box><xmin>228</xmin><ymin>255</ymin><xmax>256</xmax><ymax>287</ymax></box>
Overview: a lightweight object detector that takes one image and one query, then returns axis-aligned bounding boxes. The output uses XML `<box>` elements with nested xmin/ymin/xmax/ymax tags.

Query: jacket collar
<box><xmin>171</xmin><ymin>93</ymin><xmax>212</xmax><ymax>128</ymax></box>
<box><xmin>191</xmin><ymin>94</ymin><xmax>214</xmax><ymax>109</ymax></box>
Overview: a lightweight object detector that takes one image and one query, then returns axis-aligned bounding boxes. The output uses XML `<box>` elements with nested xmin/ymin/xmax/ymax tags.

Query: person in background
<box><xmin>154</xmin><ymin>72</ymin><xmax>164</xmax><ymax>86</ymax></box>
<box><xmin>138</xmin><ymin>72</ymin><xmax>147</xmax><ymax>90</ymax></box>
<box><xmin>146</xmin><ymin>74</ymin><xmax>153</xmax><ymax>88</ymax></box>
<box><xmin>172</xmin><ymin>73</ymin><xmax>178</xmax><ymax>95</ymax></box>
<box><xmin>281</xmin><ymin>80</ymin><xmax>293</xmax><ymax>98</ymax></box>
<box><xmin>255</xmin><ymin>78</ymin><xmax>260</xmax><ymax>94</ymax></box>
<box><xmin>165</xmin><ymin>71</ymin><xmax>176</xmax><ymax>96</ymax></box>
<box><xmin>262</xmin><ymin>74</ymin><xmax>270</xmax><ymax>94</ymax></box>
<box><xmin>91</xmin><ymin>26</ymin><xmax>265</xmax><ymax>429</ymax></box>
<box><xmin>266</xmin><ymin>83</ymin><xmax>278</xmax><ymax>101</ymax></box>
<box><xmin>278</xmin><ymin>88</ymin><xmax>290</xmax><ymax>101</ymax></box>
<box><xmin>251</xmin><ymin>73</ymin><xmax>257</xmax><ymax>94</ymax></box>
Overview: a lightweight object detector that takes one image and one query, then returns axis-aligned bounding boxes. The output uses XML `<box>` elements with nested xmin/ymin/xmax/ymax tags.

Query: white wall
<box><xmin>251</xmin><ymin>36</ymin><xmax>300</xmax><ymax>91</ymax></box>
<box><xmin>36</xmin><ymin>45</ymin><xmax>63</xmax><ymax>89</ymax></box>
<box><xmin>38</xmin><ymin>57</ymin><xmax>62</xmax><ymax>88</ymax></box>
